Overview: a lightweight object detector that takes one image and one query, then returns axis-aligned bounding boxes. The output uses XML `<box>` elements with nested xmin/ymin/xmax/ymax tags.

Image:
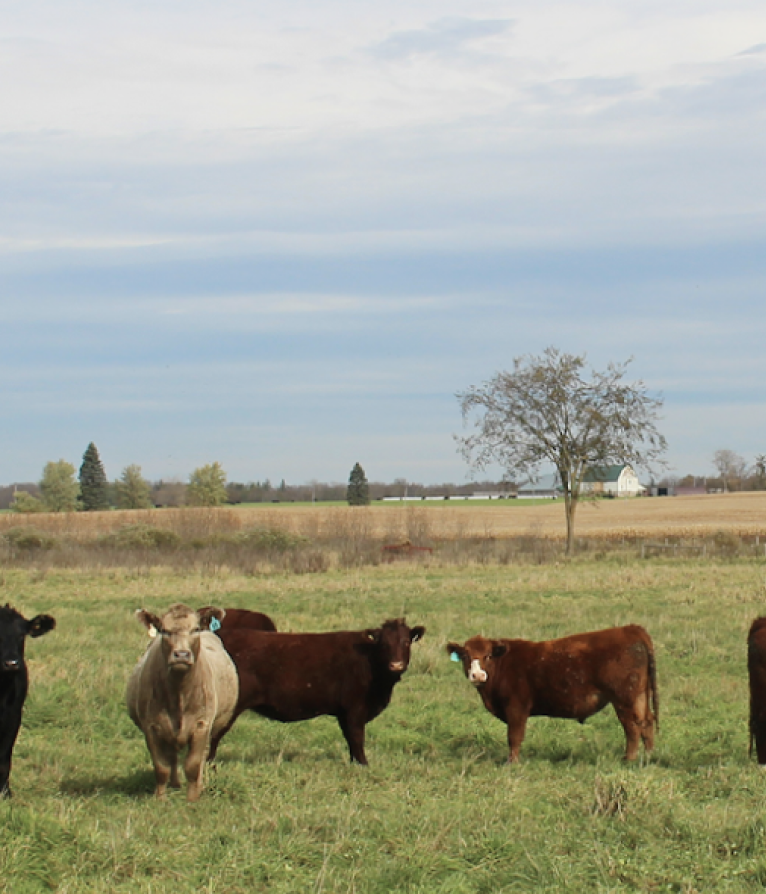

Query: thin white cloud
<box><xmin>368</xmin><ymin>18</ymin><xmax>514</xmax><ymax>61</ymax></box>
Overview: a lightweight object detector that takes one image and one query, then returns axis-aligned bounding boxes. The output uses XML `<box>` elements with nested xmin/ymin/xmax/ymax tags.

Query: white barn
<box><xmin>581</xmin><ymin>464</ymin><xmax>644</xmax><ymax>497</ymax></box>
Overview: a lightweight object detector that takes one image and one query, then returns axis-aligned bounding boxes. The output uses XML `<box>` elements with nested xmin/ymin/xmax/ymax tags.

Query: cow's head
<box><xmin>136</xmin><ymin>603</ymin><xmax>225</xmax><ymax>672</ymax></box>
<box><xmin>0</xmin><ymin>604</ymin><xmax>56</xmax><ymax>674</ymax></box>
<box><xmin>364</xmin><ymin>618</ymin><xmax>426</xmax><ymax>675</ymax></box>
<box><xmin>447</xmin><ymin>636</ymin><xmax>506</xmax><ymax>687</ymax></box>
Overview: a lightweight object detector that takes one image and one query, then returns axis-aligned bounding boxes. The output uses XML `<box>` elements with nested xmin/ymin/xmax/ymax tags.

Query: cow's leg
<box><xmin>752</xmin><ymin>714</ymin><xmax>766</xmax><ymax>765</ymax></box>
<box><xmin>0</xmin><ymin>753</ymin><xmax>11</xmax><ymax>799</ymax></box>
<box><xmin>338</xmin><ymin>711</ymin><xmax>368</xmax><ymax>765</ymax></box>
<box><xmin>505</xmin><ymin>710</ymin><xmax>528</xmax><ymax>763</ymax></box>
<box><xmin>207</xmin><ymin>709</ymin><xmax>242</xmax><ymax>763</ymax></box>
<box><xmin>613</xmin><ymin>702</ymin><xmax>644</xmax><ymax>761</ymax></box>
<box><xmin>0</xmin><ymin>720</ymin><xmax>21</xmax><ymax>798</ymax></box>
<box><xmin>184</xmin><ymin>735</ymin><xmax>208</xmax><ymax>803</ymax></box>
<box><xmin>146</xmin><ymin>734</ymin><xmax>174</xmax><ymax>799</ymax></box>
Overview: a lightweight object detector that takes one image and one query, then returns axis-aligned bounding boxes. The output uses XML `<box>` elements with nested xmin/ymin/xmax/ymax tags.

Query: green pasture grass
<box><xmin>2</xmin><ymin>559</ymin><xmax>766</xmax><ymax>892</ymax></box>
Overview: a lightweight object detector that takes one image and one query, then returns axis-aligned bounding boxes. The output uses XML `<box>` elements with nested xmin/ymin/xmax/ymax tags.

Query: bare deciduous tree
<box><xmin>712</xmin><ymin>449</ymin><xmax>748</xmax><ymax>492</ymax></box>
<box><xmin>457</xmin><ymin>347</ymin><xmax>667</xmax><ymax>554</ymax></box>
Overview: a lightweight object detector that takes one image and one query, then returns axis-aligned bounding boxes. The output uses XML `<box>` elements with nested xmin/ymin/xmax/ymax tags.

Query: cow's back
<box><xmin>492</xmin><ymin>625</ymin><xmax>654</xmax><ymax>719</ymax></box>
<box><xmin>220</xmin><ymin>629</ymin><xmax>373</xmax><ymax>720</ymax></box>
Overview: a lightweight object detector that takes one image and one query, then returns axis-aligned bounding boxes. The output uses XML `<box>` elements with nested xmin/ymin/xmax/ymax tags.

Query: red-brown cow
<box><xmin>747</xmin><ymin>617</ymin><xmax>766</xmax><ymax>765</ymax></box>
<box><xmin>210</xmin><ymin>618</ymin><xmax>425</xmax><ymax>765</ymax></box>
<box><xmin>447</xmin><ymin>625</ymin><xmax>658</xmax><ymax>763</ymax></box>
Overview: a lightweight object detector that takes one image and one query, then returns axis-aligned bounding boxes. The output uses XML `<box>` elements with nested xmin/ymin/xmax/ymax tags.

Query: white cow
<box><xmin>126</xmin><ymin>603</ymin><xmax>238</xmax><ymax>801</ymax></box>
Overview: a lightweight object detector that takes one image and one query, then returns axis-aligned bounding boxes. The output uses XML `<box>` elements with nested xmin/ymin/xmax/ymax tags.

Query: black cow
<box><xmin>210</xmin><ymin>618</ymin><xmax>425</xmax><ymax>765</ymax></box>
<box><xmin>0</xmin><ymin>604</ymin><xmax>56</xmax><ymax>797</ymax></box>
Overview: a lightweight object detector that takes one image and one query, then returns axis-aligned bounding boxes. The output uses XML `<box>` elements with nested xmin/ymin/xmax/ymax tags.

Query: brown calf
<box><xmin>447</xmin><ymin>625</ymin><xmax>658</xmax><ymax>763</ymax></box>
<box><xmin>126</xmin><ymin>604</ymin><xmax>239</xmax><ymax>801</ymax></box>
<box><xmin>210</xmin><ymin>618</ymin><xmax>425</xmax><ymax>765</ymax></box>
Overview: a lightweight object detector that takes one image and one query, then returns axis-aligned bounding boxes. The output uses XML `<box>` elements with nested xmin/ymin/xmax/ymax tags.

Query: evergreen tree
<box><xmin>115</xmin><ymin>464</ymin><xmax>153</xmax><ymax>509</ymax></box>
<box><xmin>187</xmin><ymin>462</ymin><xmax>227</xmax><ymax>507</ymax></box>
<box><xmin>40</xmin><ymin>460</ymin><xmax>80</xmax><ymax>512</ymax></box>
<box><xmin>78</xmin><ymin>443</ymin><xmax>110</xmax><ymax>511</ymax></box>
<box><xmin>346</xmin><ymin>462</ymin><xmax>370</xmax><ymax>506</ymax></box>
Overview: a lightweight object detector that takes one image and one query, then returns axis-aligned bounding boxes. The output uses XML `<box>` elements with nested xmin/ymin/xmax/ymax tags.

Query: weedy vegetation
<box><xmin>2</xmin><ymin>502</ymin><xmax>766</xmax><ymax>891</ymax></box>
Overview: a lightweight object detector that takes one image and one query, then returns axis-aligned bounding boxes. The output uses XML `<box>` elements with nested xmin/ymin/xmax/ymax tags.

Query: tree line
<box><xmin>0</xmin><ymin>445</ymin><xmax>506</xmax><ymax>512</ymax></box>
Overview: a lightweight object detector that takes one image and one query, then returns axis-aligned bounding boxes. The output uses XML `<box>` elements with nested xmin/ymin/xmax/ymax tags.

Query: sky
<box><xmin>2</xmin><ymin>0</ymin><xmax>766</xmax><ymax>486</ymax></box>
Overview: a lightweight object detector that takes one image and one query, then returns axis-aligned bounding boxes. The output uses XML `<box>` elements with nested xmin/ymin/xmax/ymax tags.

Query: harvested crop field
<box><xmin>1</xmin><ymin>492</ymin><xmax>765</xmax><ymax>546</ymax></box>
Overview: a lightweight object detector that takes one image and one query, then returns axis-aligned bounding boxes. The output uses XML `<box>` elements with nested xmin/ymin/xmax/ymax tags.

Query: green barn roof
<box><xmin>582</xmin><ymin>464</ymin><xmax>629</xmax><ymax>483</ymax></box>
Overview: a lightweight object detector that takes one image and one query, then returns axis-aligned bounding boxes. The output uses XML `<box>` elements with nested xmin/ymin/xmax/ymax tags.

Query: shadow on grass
<box><xmin>59</xmin><ymin>768</ymin><xmax>156</xmax><ymax>798</ymax></box>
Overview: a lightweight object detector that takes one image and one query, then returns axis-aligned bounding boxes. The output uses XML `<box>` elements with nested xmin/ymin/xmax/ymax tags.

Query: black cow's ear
<box><xmin>491</xmin><ymin>642</ymin><xmax>507</xmax><ymax>658</ymax></box>
<box><xmin>28</xmin><ymin>614</ymin><xmax>56</xmax><ymax>638</ymax></box>
<box><xmin>364</xmin><ymin>628</ymin><xmax>381</xmax><ymax>643</ymax></box>
<box><xmin>198</xmin><ymin>606</ymin><xmax>225</xmax><ymax>630</ymax></box>
<box><xmin>410</xmin><ymin>626</ymin><xmax>426</xmax><ymax>643</ymax></box>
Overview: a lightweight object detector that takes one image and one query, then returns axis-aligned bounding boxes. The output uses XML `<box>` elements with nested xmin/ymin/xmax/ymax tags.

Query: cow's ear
<box><xmin>446</xmin><ymin>643</ymin><xmax>464</xmax><ymax>662</ymax></box>
<box><xmin>28</xmin><ymin>614</ymin><xmax>56</xmax><ymax>638</ymax></box>
<box><xmin>491</xmin><ymin>642</ymin><xmax>507</xmax><ymax>659</ymax></box>
<box><xmin>410</xmin><ymin>626</ymin><xmax>426</xmax><ymax>643</ymax></box>
<box><xmin>198</xmin><ymin>606</ymin><xmax>225</xmax><ymax>630</ymax></box>
<box><xmin>364</xmin><ymin>628</ymin><xmax>381</xmax><ymax>644</ymax></box>
<box><xmin>136</xmin><ymin>609</ymin><xmax>162</xmax><ymax>636</ymax></box>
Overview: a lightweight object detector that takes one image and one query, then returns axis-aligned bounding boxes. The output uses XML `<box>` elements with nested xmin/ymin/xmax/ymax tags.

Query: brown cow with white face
<box><xmin>126</xmin><ymin>603</ymin><xmax>238</xmax><ymax>801</ymax></box>
<box><xmin>447</xmin><ymin>625</ymin><xmax>658</xmax><ymax>763</ymax></box>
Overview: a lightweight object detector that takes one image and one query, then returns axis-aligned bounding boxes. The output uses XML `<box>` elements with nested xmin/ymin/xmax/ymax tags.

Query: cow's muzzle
<box><xmin>388</xmin><ymin>661</ymin><xmax>406</xmax><ymax>674</ymax></box>
<box><xmin>1</xmin><ymin>659</ymin><xmax>21</xmax><ymax>673</ymax></box>
<box><xmin>169</xmin><ymin>650</ymin><xmax>193</xmax><ymax>669</ymax></box>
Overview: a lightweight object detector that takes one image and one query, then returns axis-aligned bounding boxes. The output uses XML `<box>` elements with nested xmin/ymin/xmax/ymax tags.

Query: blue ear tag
<box><xmin>210</xmin><ymin>617</ymin><xmax>222</xmax><ymax>632</ymax></box>
<box><xmin>450</xmin><ymin>652</ymin><xmax>460</xmax><ymax>662</ymax></box>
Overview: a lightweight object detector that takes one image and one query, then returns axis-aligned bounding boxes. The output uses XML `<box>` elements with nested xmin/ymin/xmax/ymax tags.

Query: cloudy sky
<box><xmin>2</xmin><ymin>0</ymin><xmax>765</xmax><ymax>486</ymax></box>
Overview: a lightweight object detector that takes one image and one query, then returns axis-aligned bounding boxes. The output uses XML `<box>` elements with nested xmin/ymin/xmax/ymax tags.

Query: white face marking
<box><xmin>469</xmin><ymin>658</ymin><xmax>488</xmax><ymax>684</ymax></box>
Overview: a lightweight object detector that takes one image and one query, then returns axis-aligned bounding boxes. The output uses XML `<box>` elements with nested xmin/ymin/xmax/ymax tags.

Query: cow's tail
<box><xmin>646</xmin><ymin>636</ymin><xmax>659</xmax><ymax>731</ymax></box>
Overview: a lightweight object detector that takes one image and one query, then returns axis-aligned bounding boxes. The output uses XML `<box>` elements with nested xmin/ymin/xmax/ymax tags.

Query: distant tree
<box><xmin>40</xmin><ymin>460</ymin><xmax>80</xmax><ymax>512</ymax></box>
<box><xmin>753</xmin><ymin>454</ymin><xmax>766</xmax><ymax>491</ymax></box>
<box><xmin>457</xmin><ymin>348</ymin><xmax>667</xmax><ymax>555</ymax></box>
<box><xmin>115</xmin><ymin>464</ymin><xmax>153</xmax><ymax>509</ymax></box>
<box><xmin>713</xmin><ymin>449</ymin><xmax>747</xmax><ymax>493</ymax></box>
<box><xmin>9</xmin><ymin>490</ymin><xmax>44</xmax><ymax>513</ymax></box>
<box><xmin>78</xmin><ymin>442</ymin><xmax>110</xmax><ymax>511</ymax></box>
<box><xmin>347</xmin><ymin>462</ymin><xmax>370</xmax><ymax>506</ymax></box>
<box><xmin>187</xmin><ymin>462</ymin><xmax>227</xmax><ymax>507</ymax></box>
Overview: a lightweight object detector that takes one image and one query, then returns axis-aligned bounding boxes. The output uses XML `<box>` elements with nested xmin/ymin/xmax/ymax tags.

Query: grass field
<box><xmin>3</xmin><ymin>557</ymin><xmax>766</xmax><ymax>892</ymax></box>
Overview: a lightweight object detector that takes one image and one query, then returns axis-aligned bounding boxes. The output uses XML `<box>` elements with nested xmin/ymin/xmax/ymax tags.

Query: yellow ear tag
<box><xmin>148</xmin><ymin>627</ymin><xmax>158</xmax><ymax>639</ymax></box>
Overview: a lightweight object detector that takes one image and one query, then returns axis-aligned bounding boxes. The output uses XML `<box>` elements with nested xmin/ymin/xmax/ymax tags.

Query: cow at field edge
<box><xmin>198</xmin><ymin>607</ymin><xmax>277</xmax><ymax>634</ymax></box>
<box><xmin>126</xmin><ymin>604</ymin><xmax>238</xmax><ymax>801</ymax></box>
<box><xmin>0</xmin><ymin>605</ymin><xmax>56</xmax><ymax>798</ymax></box>
<box><xmin>747</xmin><ymin>617</ymin><xmax>766</xmax><ymax>765</ymax></box>
<box><xmin>447</xmin><ymin>625</ymin><xmax>658</xmax><ymax>763</ymax></box>
<box><xmin>209</xmin><ymin>618</ymin><xmax>426</xmax><ymax>765</ymax></box>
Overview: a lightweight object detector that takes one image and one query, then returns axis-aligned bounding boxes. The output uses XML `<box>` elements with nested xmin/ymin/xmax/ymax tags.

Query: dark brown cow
<box><xmin>210</xmin><ymin>618</ymin><xmax>425</xmax><ymax>765</ymax></box>
<box><xmin>447</xmin><ymin>625</ymin><xmax>658</xmax><ymax>763</ymax></box>
<box><xmin>747</xmin><ymin>617</ymin><xmax>766</xmax><ymax>765</ymax></box>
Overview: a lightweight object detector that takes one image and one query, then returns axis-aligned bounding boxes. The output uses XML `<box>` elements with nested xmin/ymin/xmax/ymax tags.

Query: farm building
<box><xmin>517</xmin><ymin>473</ymin><xmax>561</xmax><ymax>499</ymax></box>
<box><xmin>581</xmin><ymin>464</ymin><xmax>645</xmax><ymax>497</ymax></box>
